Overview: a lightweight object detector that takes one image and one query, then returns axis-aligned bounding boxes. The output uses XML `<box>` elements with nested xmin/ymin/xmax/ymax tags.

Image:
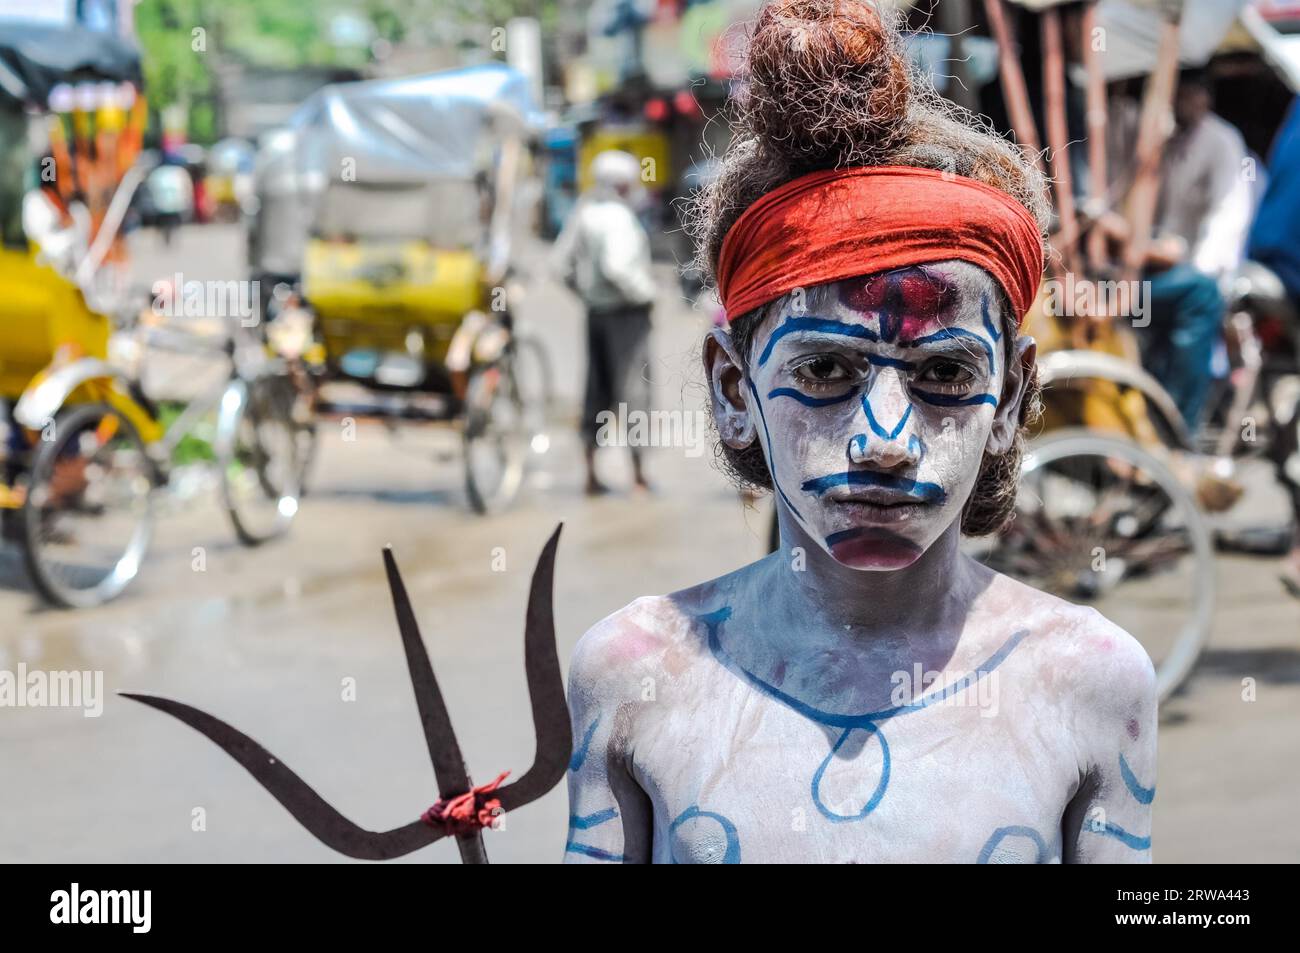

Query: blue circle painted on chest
<box><xmin>976</xmin><ymin>825</ymin><xmax>1049</xmax><ymax>864</ymax></box>
<box><xmin>669</xmin><ymin>805</ymin><xmax>742</xmax><ymax>864</ymax></box>
<box><xmin>811</xmin><ymin>724</ymin><xmax>891</xmax><ymax>822</ymax></box>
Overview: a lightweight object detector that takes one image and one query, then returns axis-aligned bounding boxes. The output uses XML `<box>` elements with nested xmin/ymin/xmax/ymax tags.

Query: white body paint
<box><xmin>565</xmin><ymin>262</ymin><xmax>1158</xmax><ymax>863</ymax></box>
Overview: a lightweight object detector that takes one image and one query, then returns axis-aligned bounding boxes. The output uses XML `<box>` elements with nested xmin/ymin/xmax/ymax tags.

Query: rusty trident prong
<box><xmin>122</xmin><ymin>524</ymin><xmax>571</xmax><ymax>863</ymax></box>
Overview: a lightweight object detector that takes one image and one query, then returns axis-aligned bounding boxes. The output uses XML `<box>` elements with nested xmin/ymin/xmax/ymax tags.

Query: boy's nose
<box><xmin>849</xmin><ymin>370</ymin><xmax>919</xmax><ymax>469</ymax></box>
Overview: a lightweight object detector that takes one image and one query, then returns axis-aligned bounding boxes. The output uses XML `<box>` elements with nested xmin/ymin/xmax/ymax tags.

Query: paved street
<box><xmin>0</xmin><ymin>224</ymin><xmax>1296</xmax><ymax>863</ymax></box>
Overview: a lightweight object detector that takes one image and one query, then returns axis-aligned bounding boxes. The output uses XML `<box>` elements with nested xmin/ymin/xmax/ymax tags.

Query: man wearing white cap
<box><xmin>552</xmin><ymin>149</ymin><xmax>656</xmax><ymax>495</ymax></box>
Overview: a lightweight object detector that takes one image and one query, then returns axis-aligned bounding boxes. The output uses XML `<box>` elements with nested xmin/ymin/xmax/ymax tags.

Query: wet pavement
<box><xmin>0</xmin><ymin>225</ymin><xmax>1296</xmax><ymax>863</ymax></box>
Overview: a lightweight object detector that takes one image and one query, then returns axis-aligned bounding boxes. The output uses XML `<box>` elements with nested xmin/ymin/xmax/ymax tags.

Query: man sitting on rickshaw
<box><xmin>1099</xmin><ymin>70</ymin><xmax>1253</xmax><ymax>432</ymax></box>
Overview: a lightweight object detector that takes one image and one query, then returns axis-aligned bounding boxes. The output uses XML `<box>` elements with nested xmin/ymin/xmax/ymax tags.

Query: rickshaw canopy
<box><xmin>252</xmin><ymin>63</ymin><xmax>539</xmax><ymax>272</ymax></box>
<box><xmin>285</xmin><ymin>62</ymin><xmax>540</xmax><ymax>182</ymax></box>
<box><xmin>0</xmin><ymin>21</ymin><xmax>142</xmax><ymax>106</ymax></box>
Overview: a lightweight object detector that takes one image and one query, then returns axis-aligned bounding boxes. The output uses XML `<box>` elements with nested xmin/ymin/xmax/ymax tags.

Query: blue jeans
<box><xmin>1141</xmin><ymin>263</ymin><xmax>1224</xmax><ymax>430</ymax></box>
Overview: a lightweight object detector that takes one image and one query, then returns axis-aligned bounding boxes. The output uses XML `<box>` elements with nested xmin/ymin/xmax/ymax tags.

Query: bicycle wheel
<box><xmin>974</xmin><ymin>427</ymin><xmax>1215</xmax><ymax>701</ymax></box>
<box><xmin>463</xmin><ymin>357</ymin><xmax>528</xmax><ymax>515</ymax></box>
<box><xmin>220</xmin><ymin>374</ymin><xmax>307</xmax><ymax>545</ymax></box>
<box><xmin>22</xmin><ymin>402</ymin><xmax>155</xmax><ymax>608</ymax></box>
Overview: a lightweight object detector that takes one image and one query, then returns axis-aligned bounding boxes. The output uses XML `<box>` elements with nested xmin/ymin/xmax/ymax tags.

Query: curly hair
<box><xmin>687</xmin><ymin>0</ymin><xmax>1051</xmax><ymax>536</ymax></box>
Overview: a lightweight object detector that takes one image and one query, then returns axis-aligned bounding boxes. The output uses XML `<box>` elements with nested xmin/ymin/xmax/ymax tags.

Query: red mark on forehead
<box><xmin>1126</xmin><ymin>718</ymin><xmax>1140</xmax><ymax>740</ymax></box>
<box><xmin>837</xmin><ymin>268</ymin><xmax>957</xmax><ymax>341</ymax></box>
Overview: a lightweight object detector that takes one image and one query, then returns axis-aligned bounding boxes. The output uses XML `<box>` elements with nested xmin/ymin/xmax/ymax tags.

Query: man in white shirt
<box><xmin>552</xmin><ymin>149</ymin><xmax>656</xmax><ymax>494</ymax></box>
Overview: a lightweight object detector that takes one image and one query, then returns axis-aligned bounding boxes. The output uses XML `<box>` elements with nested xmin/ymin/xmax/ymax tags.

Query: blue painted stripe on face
<box><xmin>564</xmin><ymin>841</ymin><xmax>625</xmax><ymax>861</ymax></box>
<box><xmin>756</xmin><ymin>316</ymin><xmax>879</xmax><ymax>367</ymax></box>
<box><xmin>982</xmin><ymin>294</ymin><xmax>1002</xmax><ymax>342</ymax></box>
<box><xmin>825</xmin><ymin>526</ymin><xmax>875</xmax><ymax>547</ymax></box>
<box><xmin>900</xmin><ymin>326</ymin><xmax>996</xmax><ymax>368</ymax></box>
<box><xmin>799</xmin><ymin>469</ymin><xmax>946</xmax><ymax>504</ymax></box>
<box><xmin>1119</xmin><ymin>754</ymin><xmax>1155</xmax><ymax>804</ymax></box>
<box><xmin>852</xmin><ymin>434</ymin><xmax>869</xmax><ymax>457</ymax></box>
<box><xmin>766</xmin><ymin>387</ymin><xmax>857</xmax><ymax>407</ymax></box>
<box><xmin>878</xmin><ymin>307</ymin><xmax>901</xmax><ymax>344</ymax></box>
<box><xmin>907</xmin><ymin>434</ymin><xmax>925</xmax><ymax>462</ymax></box>
<box><xmin>569</xmin><ymin>808</ymin><xmax>619</xmax><ymax>830</ymax></box>
<box><xmin>862</xmin><ymin>394</ymin><xmax>912</xmax><ymax>440</ymax></box>
<box><xmin>1085</xmin><ymin>820</ymin><xmax>1152</xmax><ymax>851</ymax></box>
<box><xmin>746</xmin><ymin>377</ymin><xmax>806</xmax><ymax>524</ymax></box>
<box><xmin>568</xmin><ymin>717</ymin><xmax>600</xmax><ymax>772</ymax></box>
<box><xmin>913</xmin><ymin>391</ymin><xmax>999</xmax><ymax>408</ymax></box>
<box><xmin>977</xmin><ymin>825</ymin><xmax>1048</xmax><ymax>864</ymax></box>
<box><xmin>867</xmin><ymin>354</ymin><xmax>915</xmax><ymax>370</ymax></box>
<box><xmin>669</xmin><ymin>805</ymin><xmax>742</xmax><ymax>864</ymax></box>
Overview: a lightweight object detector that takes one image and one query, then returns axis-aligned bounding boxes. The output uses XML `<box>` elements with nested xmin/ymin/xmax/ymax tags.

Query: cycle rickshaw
<box><xmin>248</xmin><ymin>64</ymin><xmax>553</xmax><ymax>514</ymax></box>
<box><xmin>0</xmin><ymin>22</ymin><xmax>310</xmax><ymax>608</ymax></box>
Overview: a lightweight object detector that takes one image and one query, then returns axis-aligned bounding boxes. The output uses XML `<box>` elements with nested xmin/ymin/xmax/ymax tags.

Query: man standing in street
<box><xmin>552</xmin><ymin>149</ymin><xmax>656</xmax><ymax>495</ymax></box>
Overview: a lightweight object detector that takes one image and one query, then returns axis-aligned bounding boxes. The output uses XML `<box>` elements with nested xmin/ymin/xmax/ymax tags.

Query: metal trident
<box><xmin>122</xmin><ymin>525</ymin><xmax>572</xmax><ymax>863</ymax></box>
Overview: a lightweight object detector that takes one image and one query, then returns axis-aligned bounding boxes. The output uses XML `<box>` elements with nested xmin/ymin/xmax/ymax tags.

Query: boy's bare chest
<box><xmin>625</xmin><ymin>619</ymin><xmax>1076</xmax><ymax>863</ymax></box>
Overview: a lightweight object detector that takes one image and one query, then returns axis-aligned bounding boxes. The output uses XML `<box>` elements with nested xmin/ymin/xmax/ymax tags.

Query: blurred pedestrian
<box><xmin>146</xmin><ymin>152</ymin><xmax>193</xmax><ymax>246</ymax></box>
<box><xmin>552</xmin><ymin>149</ymin><xmax>655</xmax><ymax>495</ymax></box>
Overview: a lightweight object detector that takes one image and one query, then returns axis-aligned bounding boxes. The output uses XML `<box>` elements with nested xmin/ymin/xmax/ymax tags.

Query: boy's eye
<box><xmin>919</xmin><ymin>360</ymin><xmax>973</xmax><ymax>385</ymax></box>
<box><xmin>794</xmin><ymin>356</ymin><xmax>851</xmax><ymax>382</ymax></box>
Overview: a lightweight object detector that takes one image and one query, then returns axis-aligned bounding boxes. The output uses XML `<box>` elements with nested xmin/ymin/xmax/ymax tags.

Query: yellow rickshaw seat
<box><xmin>0</xmin><ymin>246</ymin><xmax>110</xmax><ymax>401</ymax></box>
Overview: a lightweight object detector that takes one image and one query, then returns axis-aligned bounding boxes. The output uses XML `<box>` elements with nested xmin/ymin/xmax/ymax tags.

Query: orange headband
<box><xmin>716</xmin><ymin>165</ymin><xmax>1044</xmax><ymax>324</ymax></box>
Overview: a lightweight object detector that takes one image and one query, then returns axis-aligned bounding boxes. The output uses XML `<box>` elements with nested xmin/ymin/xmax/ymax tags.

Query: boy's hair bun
<box><xmin>689</xmin><ymin>0</ymin><xmax>1049</xmax><ymax>285</ymax></box>
<box><xmin>744</xmin><ymin>0</ymin><xmax>911</xmax><ymax>168</ymax></box>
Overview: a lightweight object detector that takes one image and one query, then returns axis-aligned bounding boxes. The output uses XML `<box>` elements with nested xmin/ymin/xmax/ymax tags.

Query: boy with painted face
<box><xmin>564</xmin><ymin>0</ymin><xmax>1157</xmax><ymax>863</ymax></box>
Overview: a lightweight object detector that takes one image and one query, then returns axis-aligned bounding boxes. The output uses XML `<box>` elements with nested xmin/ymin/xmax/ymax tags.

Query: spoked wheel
<box><xmin>22</xmin><ymin>402</ymin><xmax>155</xmax><ymax>608</ymax></box>
<box><xmin>463</xmin><ymin>353</ymin><xmax>529</xmax><ymax>515</ymax></box>
<box><xmin>973</xmin><ymin>427</ymin><xmax>1215</xmax><ymax>701</ymax></box>
<box><xmin>220</xmin><ymin>374</ymin><xmax>309</xmax><ymax>545</ymax></box>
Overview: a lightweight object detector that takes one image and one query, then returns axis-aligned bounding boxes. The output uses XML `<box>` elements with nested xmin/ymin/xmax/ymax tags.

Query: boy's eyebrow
<box><xmin>759</xmin><ymin>317</ymin><xmax>997</xmax><ymax>369</ymax></box>
<box><xmin>898</xmin><ymin>327</ymin><xmax>995</xmax><ymax>367</ymax></box>
<box><xmin>756</xmin><ymin>316</ymin><xmax>878</xmax><ymax>366</ymax></box>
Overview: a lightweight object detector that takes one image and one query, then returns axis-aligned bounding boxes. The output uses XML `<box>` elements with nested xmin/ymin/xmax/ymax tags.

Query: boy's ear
<box><xmin>704</xmin><ymin>328</ymin><xmax>758</xmax><ymax>449</ymax></box>
<box><xmin>987</xmin><ymin>334</ymin><xmax>1036</xmax><ymax>456</ymax></box>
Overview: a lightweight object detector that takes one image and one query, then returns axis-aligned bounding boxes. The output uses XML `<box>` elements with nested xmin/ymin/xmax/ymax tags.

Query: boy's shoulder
<box><xmin>983</xmin><ymin>570</ymin><xmax>1157</xmax><ymax>718</ymax></box>
<box><xmin>567</xmin><ymin>572</ymin><xmax>741</xmax><ymax>700</ymax></box>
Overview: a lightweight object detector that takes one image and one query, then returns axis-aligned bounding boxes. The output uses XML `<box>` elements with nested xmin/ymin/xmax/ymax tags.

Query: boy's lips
<box><xmin>828</xmin><ymin>485</ymin><xmax>931</xmax><ymax>506</ymax></box>
<box><xmin>830</xmin><ymin>497</ymin><xmax>931</xmax><ymax>525</ymax></box>
<box><xmin>825</xmin><ymin>526</ymin><xmax>922</xmax><ymax>567</ymax></box>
